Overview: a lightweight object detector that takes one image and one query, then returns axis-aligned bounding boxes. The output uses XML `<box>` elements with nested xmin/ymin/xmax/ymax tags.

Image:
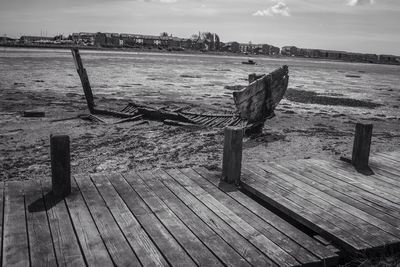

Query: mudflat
<box><xmin>1</xmin><ymin>48</ymin><xmax>399</xmax><ymax>181</ymax></box>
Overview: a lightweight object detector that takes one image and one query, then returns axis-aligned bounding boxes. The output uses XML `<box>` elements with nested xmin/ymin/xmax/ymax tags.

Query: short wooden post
<box><xmin>352</xmin><ymin>123</ymin><xmax>373</xmax><ymax>174</ymax></box>
<box><xmin>222</xmin><ymin>127</ymin><xmax>243</xmax><ymax>185</ymax></box>
<box><xmin>71</xmin><ymin>49</ymin><xmax>95</xmax><ymax>113</ymax></box>
<box><xmin>51</xmin><ymin>135</ymin><xmax>71</xmax><ymax>197</ymax></box>
<box><xmin>248</xmin><ymin>73</ymin><xmax>257</xmax><ymax>84</ymax></box>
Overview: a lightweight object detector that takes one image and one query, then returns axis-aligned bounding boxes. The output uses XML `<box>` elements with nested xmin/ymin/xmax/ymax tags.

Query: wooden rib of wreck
<box><xmin>71</xmin><ymin>48</ymin><xmax>289</xmax><ymax>132</ymax></box>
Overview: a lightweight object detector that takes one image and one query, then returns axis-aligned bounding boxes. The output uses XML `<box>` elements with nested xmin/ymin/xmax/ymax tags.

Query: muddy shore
<box><xmin>1</xmin><ymin>85</ymin><xmax>399</xmax><ymax>182</ymax></box>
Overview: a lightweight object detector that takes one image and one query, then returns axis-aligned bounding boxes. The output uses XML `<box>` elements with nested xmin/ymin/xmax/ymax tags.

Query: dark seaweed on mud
<box><xmin>285</xmin><ymin>89</ymin><xmax>382</xmax><ymax>108</ymax></box>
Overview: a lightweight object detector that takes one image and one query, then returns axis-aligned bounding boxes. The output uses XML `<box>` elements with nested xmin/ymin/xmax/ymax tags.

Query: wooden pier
<box><xmin>2</xmin><ymin>124</ymin><xmax>399</xmax><ymax>266</ymax></box>
<box><xmin>1</xmin><ymin>168</ymin><xmax>338</xmax><ymax>267</ymax></box>
<box><xmin>240</xmin><ymin>150</ymin><xmax>400</xmax><ymax>254</ymax></box>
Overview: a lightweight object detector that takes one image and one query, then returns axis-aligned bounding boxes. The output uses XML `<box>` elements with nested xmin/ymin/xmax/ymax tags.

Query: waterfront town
<box><xmin>1</xmin><ymin>31</ymin><xmax>399</xmax><ymax>65</ymax></box>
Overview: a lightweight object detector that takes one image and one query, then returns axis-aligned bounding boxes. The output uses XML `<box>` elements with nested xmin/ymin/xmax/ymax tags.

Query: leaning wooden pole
<box><xmin>71</xmin><ymin>48</ymin><xmax>95</xmax><ymax>113</ymax></box>
<box><xmin>50</xmin><ymin>135</ymin><xmax>71</xmax><ymax>197</ymax></box>
<box><xmin>222</xmin><ymin>127</ymin><xmax>243</xmax><ymax>185</ymax></box>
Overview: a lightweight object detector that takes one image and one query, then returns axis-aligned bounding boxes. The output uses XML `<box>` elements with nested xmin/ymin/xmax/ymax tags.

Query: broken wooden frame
<box><xmin>71</xmin><ymin>48</ymin><xmax>289</xmax><ymax>131</ymax></box>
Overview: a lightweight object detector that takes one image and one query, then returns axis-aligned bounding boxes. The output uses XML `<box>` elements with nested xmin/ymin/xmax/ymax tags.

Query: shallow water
<box><xmin>1</xmin><ymin>47</ymin><xmax>399</xmax><ymax>117</ymax></box>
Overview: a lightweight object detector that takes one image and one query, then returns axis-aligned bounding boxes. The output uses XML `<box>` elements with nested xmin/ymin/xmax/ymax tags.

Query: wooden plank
<box><xmin>65</xmin><ymin>177</ymin><xmax>114</xmax><ymax>266</ymax></box>
<box><xmin>245</xmin><ymin>164</ymin><xmax>394</xmax><ymax>248</ymax></box>
<box><xmin>312</xmin><ymin>160</ymin><xmax>400</xmax><ymax>202</ymax></box>
<box><xmin>41</xmin><ymin>180</ymin><xmax>86</xmax><ymax>267</ymax></box>
<box><xmin>0</xmin><ymin>182</ymin><xmax>3</xmax><ymax>266</ymax></box>
<box><xmin>257</xmin><ymin>162</ymin><xmax>400</xmax><ymax>241</ymax></box>
<box><xmin>369</xmin><ymin>156</ymin><xmax>400</xmax><ymax>177</ymax></box>
<box><xmin>165</xmin><ymin>168</ymin><xmax>301</xmax><ymax>267</ymax></box>
<box><xmin>140</xmin><ymin>171</ymin><xmax>253</xmax><ymax>267</ymax></box>
<box><xmin>330</xmin><ymin>159</ymin><xmax>400</xmax><ymax>190</ymax></box>
<box><xmin>152</xmin><ymin>170</ymin><xmax>278</xmax><ymax>266</ymax></box>
<box><xmin>2</xmin><ymin>181</ymin><xmax>30</xmax><ymax>267</ymax></box>
<box><xmin>375</xmin><ymin>151</ymin><xmax>400</xmax><ymax>164</ymax></box>
<box><xmin>108</xmin><ymin>173</ymin><xmax>196</xmax><ymax>266</ymax></box>
<box><xmin>74</xmin><ymin>175</ymin><xmax>140</xmax><ymax>267</ymax></box>
<box><xmin>233</xmin><ymin>66</ymin><xmax>289</xmax><ymax>123</ymax></box>
<box><xmin>239</xmin><ymin>168</ymin><xmax>371</xmax><ymax>252</ymax></box>
<box><xmin>91</xmin><ymin>174</ymin><xmax>168</xmax><ymax>267</ymax></box>
<box><xmin>143</xmin><ymin>170</ymin><xmax>253</xmax><ymax>266</ymax></box>
<box><xmin>24</xmin><ymin>180</ymin><xmax>57</xmax><ymax>267</ymax></box>
<box><xmin>286</xmin><ymin>160</ymin><xmax>400</xmax><ymax>226</ymax></box>
<box><xmin>298</xmin><ymin>160</ymin><xmax>400</xmax><ymax>217</ymax></box>
<box><xmin>193</xmin><ymin>166</ymin><xmax>339</xmax><ymax>264</ymax></box>
<box><xmin>179</xmin><ymin>168</ymin><xmax>324</xmax><ymax>266</ymax></box>
<box><xmin>204</xmin><ymin>117</ymin><xmax>219</xmax><ymax>126</ymax></box>
<box><xmin>124</xmin><ymin>172</ymin><xmax>223</xmax><ymax>267</ymax></box>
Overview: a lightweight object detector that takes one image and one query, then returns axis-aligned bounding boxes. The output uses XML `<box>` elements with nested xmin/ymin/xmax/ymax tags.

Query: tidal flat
<box><xmin>1</xmin><ymin>47</ymin><xmax>399</xmax><ymax>181</ymax></box>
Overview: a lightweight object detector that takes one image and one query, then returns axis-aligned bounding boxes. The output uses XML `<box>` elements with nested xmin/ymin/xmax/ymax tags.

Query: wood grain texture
<box><xmin>144</xmin><ymin>170</ymin><xmax>251</xmax><ymax>267</ymax></box>
<box><xmin>91</xmin><ymin>174</ymin><xmax>168</xmax><ymax>267</ymax></box>
<box><xmin>125</xmin><ymin>171</ymin><xmax>223</xmax><ymax>267</ymax></box>
<box><xmin>2</xmin><ymin>181</ymin><xmax>30</xmax><ymax>267</ymax></box>
<box><xmin>109</xmin><ymin>173</ymin><xmax>196</xmax><ymax>267</ymax></box>
<box><xmin>24</xmin><ymin>180</ymin><xmax>57</xmax><ymax>267</ymax></box>
<box><xmin>154</xmin><ymin>170</ymin><xmax>277</xmax><ymax>267</ymax></box>
<box><xmin>222</xmin><ymin>127</ymin><xmax>243</xmax><ymax>185</ymax></box>
<box><xmin>41</xmin><ymin>181</ymin><xmax>86</xmax><ymax>267</ymax></box>
<box><xmin>65</xmin><ymin>177</ymin><xmax>114</xmax><ymax>266</ymax></box>
<box><xmin>193</xmin><ymin>167</ymin><xmax>339</xmax><ymax>264</ymax></box>
<box><xmin>74</xmin><ymin>174</ymin><xmax>140</xmax><ymax>267</ymax></box>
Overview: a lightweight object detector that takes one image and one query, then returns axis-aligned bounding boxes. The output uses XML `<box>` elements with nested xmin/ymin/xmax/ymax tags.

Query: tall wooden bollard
<box><xmin>222</xmin><ymin>127</ymin><xmax>243</xmax><ymax>185</ymax></box>
<box><xmin>352</xmin><ymin>123</ymin><xmax>373</xmax><ymax>173</ymax></box>
<box><xmin>50</xmin><ymin>135</ymin><xmax>71</xmax><ymax>197</ymax></box>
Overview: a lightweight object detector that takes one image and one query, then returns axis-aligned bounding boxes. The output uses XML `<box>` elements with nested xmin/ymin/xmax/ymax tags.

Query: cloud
<box><xmin>346</xmin><ymin>0</ymin><xmax>374</xmax><ymax>6</ymax></box>
<box><xmin>253</xmin><ymin>1</ymin><xmax>290</xmax><ymax>17</ymax></box>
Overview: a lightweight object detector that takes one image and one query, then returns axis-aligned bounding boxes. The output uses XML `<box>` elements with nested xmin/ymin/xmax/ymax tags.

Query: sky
<box><xmin>1</xmin><ymin>0</ymin><xmax>399</xmax><ymax>55</ymax></box>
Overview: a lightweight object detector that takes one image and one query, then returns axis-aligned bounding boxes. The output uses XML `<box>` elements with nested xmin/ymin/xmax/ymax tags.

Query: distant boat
<box><xmin>242</xmin><ymin>59</ymin><xmax>256</xmax><ymax>65</ymax></box>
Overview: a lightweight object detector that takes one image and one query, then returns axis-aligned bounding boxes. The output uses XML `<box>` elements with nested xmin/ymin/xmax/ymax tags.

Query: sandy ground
<box><xmin>1</xmin><ymin>85</ymin><xmax>399</xmax><ymax>182</ymax></box>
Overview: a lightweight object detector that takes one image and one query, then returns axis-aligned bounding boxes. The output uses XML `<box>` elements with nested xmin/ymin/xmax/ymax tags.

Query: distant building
<box><xmin>222</xmin><ymin>42</ymin><xmax>240</xmax><ymax>53</ymax></box>
<box><xmin>1</xmin><ymin>36</ymin><xmax>16</xmax><ymax>44</ymax></box>
<box><xmin>72</xmin><ymin>32</ymin><xmax>95</xmax><ymax>46</ymax></box>
<box><xmin>270</xmin><ymin>46</ymin><xmax>280</xmax><ymax>55</ymax></box>
<box><xmin>281</xmin><ymin>46</ymin><xmax>298</xmax><ymax>56</ymax></box>
<box><xmin>239</xmin><ymin>43</ymin><xmax>253</xmax><ymax>53</ymax></box>
<box><xmin>20</xmin><ymin>36</ymin><xmax>54</xmax><ymax>44</ymax></box>
<box><xmin>379</xmin><ymin>54</ymin><xmax>399</xmax><ymax>64</ymax></box>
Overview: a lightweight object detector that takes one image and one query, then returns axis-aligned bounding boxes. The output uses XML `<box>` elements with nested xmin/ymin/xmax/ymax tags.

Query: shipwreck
<box><xmin>71</xmin><ymin>48</ymin><xmax>289</xmax><ymax>133</ymax></box>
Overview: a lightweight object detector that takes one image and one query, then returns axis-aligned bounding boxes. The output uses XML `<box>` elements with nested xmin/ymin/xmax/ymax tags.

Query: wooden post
<box><xmin>248</xmin><ymin>73</ymin><xmax>257</xmax><ymax>84</ymax></box>
<box><xmin>51</xmin><ymin>135</ymin><xmax>71</xmax><ymax>197</ymax></box>
<box><xmin>248</xmin><ymin>73</ymin><xmax>264</xmax><ymax>84</ymax></box>
<box><xmin>352</xmin><ymin>123</ymin><xmax>373</xmax><ymax>174</ymax></box>
<box><xmin>222</xmin><ymin>127</ymin><xmax>243</xmax><ymax>185</ymax></box>
<box><xmin>71</xmin><ymin>49</ymin><xmax>95</xmax><ymax>113</ymax></box>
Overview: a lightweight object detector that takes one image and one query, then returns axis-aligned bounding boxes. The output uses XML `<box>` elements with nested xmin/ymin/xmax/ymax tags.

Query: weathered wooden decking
<box><xmin>241</xmin><ymin>150</ymin><xmax>400</xmax><ymax>254</ymax></box>
<box><xmin>1</xmin><ymin>168</ymin><xmax>338</xmax><ymax>267</ymax></box>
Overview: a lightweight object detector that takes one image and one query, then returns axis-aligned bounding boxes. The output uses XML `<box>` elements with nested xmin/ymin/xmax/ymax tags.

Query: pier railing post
<box><xmin>222</xmin><ymin>127</ymin><xmax>243</xmax><ymax>185</ymax></box>
<box><xmin>352</xmin><ymin>123</ymin><xmax>373</xmax><ymax>174</ymax></box>
<box><xmin>51</xmin><ymin>135</ymin><xmax>71</xmax><ymax>197</ymax></box>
